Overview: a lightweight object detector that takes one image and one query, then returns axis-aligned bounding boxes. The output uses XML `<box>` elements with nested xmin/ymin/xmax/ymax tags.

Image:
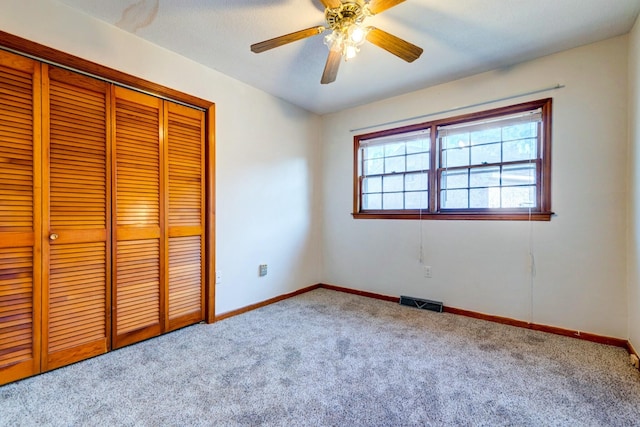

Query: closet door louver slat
<box><xmin>0</xmin><ymin>52</ymin><xmax>41</xmax><ymax>386</ymax></box>
<box><xmin>42</xmin><ymin>67</ymin><xmax>110</xmax><ymax>370</ymax></box>
<box><xmin>113</xmin><ymin>87</ymin><xmax>163</xmax><ymax>349</ymax></box>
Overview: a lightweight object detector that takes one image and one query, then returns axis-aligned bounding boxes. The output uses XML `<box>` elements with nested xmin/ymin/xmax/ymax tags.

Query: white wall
<box><xmin>628</xmin><ymin>15</ymin><xmax>640</xmax><ymax>350</ymax></box>
<box><xmin>321</xmin><ymin>36</ymin><xmax>630</xmax><ymax>338</ymax></box>
<box><xmin>1</xmin><ymin>0</ymin><xmax>635</xmax><ymax>340</ymax></box>
<box><xmin>0</xmin><ymin>0</ymin><xmax>323</xmax><ymax>316</ymax></box>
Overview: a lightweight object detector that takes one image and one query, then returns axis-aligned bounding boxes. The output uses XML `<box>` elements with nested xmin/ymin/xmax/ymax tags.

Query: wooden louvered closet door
<box><xmin>0</xmin><ymin>47</ymin><xmax>211</xmax><ymax>384</ymax></box>
<box><xmin>41</xmin><ymin>66</ymin><xmax>110</xmax><ymax>370</ymax></box>
<box><xmin>0</xmin><ymin>51</ymin><xmax>41</xmax><ymax>386</ymax></box>
<box><xmin>164</xmin><ymin>102</ymin><xmax>205</xmax><ymax>331</ymax></box>
<box><xmin>112</xmin><ymin>86</ymin><xmax>164</xmax><ymax>349</ymax></box>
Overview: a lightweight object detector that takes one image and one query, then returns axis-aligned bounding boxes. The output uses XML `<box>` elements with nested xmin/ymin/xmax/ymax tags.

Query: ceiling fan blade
<box><xmin>320</xmin><ymin>0</ymin><xmax>343</xmax><ymax>9</ymax></box>
<box><xmin>251</xmin><ymin>26</ymin><xmax>326</xmax><ymax>53</ymax></box>
<box><xmin>366</xmin><ymin>27</ymin><xmax>423</xmax><ymax>63</ymax></box>
<box><xmin>367</xmin><ymin>0</ymin><xmax>406</xmax><ymax>15</ymax></box>
<box><xmin>321</xmin><ymin>49</ymin><xmax>342</xmax><ymax>84</ymax></box>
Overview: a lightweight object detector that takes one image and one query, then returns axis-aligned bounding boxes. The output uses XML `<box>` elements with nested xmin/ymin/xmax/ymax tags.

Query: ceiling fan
<box><xmin>250</xmin><ymin>0</ymin><xmax>423</xmax><ymax>84</ymax></box>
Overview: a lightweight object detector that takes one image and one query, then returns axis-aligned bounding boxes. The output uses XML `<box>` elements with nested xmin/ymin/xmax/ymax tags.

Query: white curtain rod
<box><xmin>349</xmin><ymin>84</ymin><xmax>565</xmax><ymax>133</ymax></box>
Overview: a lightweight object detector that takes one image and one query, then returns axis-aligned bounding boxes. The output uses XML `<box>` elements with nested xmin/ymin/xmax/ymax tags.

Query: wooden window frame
<box><xmin>353</xmin><ymin>98</ymin><xmax>553</xmax><ymax>221</ymax></box>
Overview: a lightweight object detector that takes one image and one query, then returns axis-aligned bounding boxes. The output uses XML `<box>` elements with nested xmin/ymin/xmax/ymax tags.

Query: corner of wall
<box><xmin>315</xmin><ymin>116</ymin><xmax>326</xmax><ymax>284</ymax></box>
<box><xmin>627</xmin><ymin>13</ymin><xmax>640</xmax><ymax>349</ymax></box>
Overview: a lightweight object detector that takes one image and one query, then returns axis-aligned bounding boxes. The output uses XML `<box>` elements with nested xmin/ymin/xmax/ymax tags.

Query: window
<box><xmin>353</xmin><ymin>98</ymin><xmax>552</xmax><ymax>220</ymax></box>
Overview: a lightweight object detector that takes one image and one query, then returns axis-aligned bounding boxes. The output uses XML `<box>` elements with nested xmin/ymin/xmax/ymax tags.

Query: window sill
<box><xmin>352</xmin><ymin>211</ymin><xmax>554</xmax><ymax>221</ymax></box>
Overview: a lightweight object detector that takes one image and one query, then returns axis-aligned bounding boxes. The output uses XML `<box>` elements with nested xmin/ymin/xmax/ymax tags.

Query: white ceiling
<box><xmin>53</xmin><ymin>0</ymin><xmax>640</xmax><ymax>114</ymax></box>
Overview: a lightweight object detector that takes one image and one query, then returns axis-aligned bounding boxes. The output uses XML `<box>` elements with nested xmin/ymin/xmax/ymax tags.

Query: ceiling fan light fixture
<box><xmin>344</xmin><ymin>43</ymin><xmax>359</xmax><ymax>60</ymax></box>
<box><xmin>348</xmin><ymin>24</ymin><xmax>366</xmax><ymax>44</ymax></box>
<box><xmin>324</xmin><ymin>31</ymin><xmax>343</xmax><ymax>51</ymax></box>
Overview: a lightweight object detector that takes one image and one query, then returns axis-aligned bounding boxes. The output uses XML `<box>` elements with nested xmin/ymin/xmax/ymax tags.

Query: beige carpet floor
<box><xmin>2</xmin><ymin>288</ymin><xmax>640</xmax><ymax>426</ymax></box>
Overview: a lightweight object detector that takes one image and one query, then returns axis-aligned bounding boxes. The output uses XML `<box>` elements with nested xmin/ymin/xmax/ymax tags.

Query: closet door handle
<box><xmin>49</xmin><ymin>233</ymin><xmax>59</xmax><ymax>241</ymax></box>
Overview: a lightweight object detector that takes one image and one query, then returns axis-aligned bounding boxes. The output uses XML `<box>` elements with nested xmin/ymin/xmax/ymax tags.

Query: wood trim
<box><xmin>116</xmin><ymin>227</ymin><xmax>161</xmax><ymax>241</ymax></box>
<box><xmin>627</xmin><ymin>341</ymin><xmax>639</xmax><ymax>361</ymax></box>
<box><xmin>109</xmin><ymin>84</ymin><xmax>118</xmax><ymax>350</ymax></box>
<box><xmin>46</xmin><ymin>339</ymin><xmax>107</xmax><ymax>370</ymax></box>
<box><xmin>32</xmin><ymin>58</ymin><xmax>43</xmax><ymax>376</ymax></box>
<box><xmin>161</xmin><ymin>100</ymin><xmax>169</xmax><ymax>334</ymax></box>
<box><xmin>0</xmin><ymin>30</ymin><xmax>212</xmax><ymax>109</ymax></box>
<box><xmin>319</xmin><ymin>284</ymin><xmax>627</xmax><ymax>349</ymax></box>
<box><xmin>215</xmin><ymin>285</ymin><xmax>321</xmax><ymax>321</ymax></box>
<box><xmin>0</xmin><ymin>232</ymin><xmax>34</xmax><ymax>247</ymax></box>
<box><xmin>174</xmin><ymin>280</ymin><xmax>632</xmax><ymax>354</ymax></box>
<box><xmin>168</xmin><ymin>226</ymin><xmax>203</xmax><ymax>238</ymax></box>
<box><xmin>0</xmin><ymin>362</ymin><xmax>39</xmax><ymax>386</ymax></box>
<box><xmin>40</xmin><ymin>63</ymin><xmax>51</xmax><ymax>370</ymax></box>
<box><xmin>319</xmin><ymin>283</ymin><xmax>398</xmax><ymax>302</ymax></box>
<box><xmin>441</xmin><ymin>306</ymin><xmax>627</xmax><ymax>348</ymax></box>
<box><xmin>167</xmin><ymin>311</ymin><xmax>204</xmax><ymax>332</ymax></box>
<box><xmin>352</xmin><ymin>212</ymin><xmax>553</xmax><ymax>221</ymax></box>
<box><xmin>114</xmin><ymin>324</ymin><xmax>162</xmax><ymax>349</ymax></box>
<box><xmin>105</xmin><ymin>86</ymin><xmax>113</xmax><ymax>352</ymax></box>
<box><xmin>352</xmin><ymin>136</ymin><xmax>359</xmax><ymax>216</ymax></box>
<box><xmin>205</xmin><ymin>105</ymin><xmax>216</xmax><ymax>324</ymax></box>
<box><xmin>541</xmin><ymin>98</ymin><xmax>553</xmax><ymax>213</ymax></box>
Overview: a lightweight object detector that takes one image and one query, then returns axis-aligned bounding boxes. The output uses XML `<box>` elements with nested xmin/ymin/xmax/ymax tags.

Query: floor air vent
<box><xmin>399</xmin><ymin>296</ymin><xmax>443</xmax><ymax>313</ymax></box>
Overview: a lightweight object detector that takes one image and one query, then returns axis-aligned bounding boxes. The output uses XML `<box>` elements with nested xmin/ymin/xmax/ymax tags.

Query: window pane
<box><xmin>442</xmin><ymin>169</ymin><xmax>468</xmax><ymax>189</ymax></box>
<box><xmin>470</xmin><ymin>128</ymin><xmax>501</xmax><ymax>145</ymax></box>
<box><xmin>406</xmin><ymin>153</ymin><xmax>429</xmax><ymax>172</ymax></box>
<box><xmin>385</xmin><ymin>156</ymin><xmax>405</xmax><ymax>173</ymax></box>
<box><xmin>503</xmin><ymin>137</ymin><xmax>537</xmax><ymax>162</ymax></box>
<box><xmin>383</xmin><ymin>192</ymin><xmax>403</xmax><ymax>209</ymax></box>
<box><xmin>470</xmin><ymin>166</ymin><xmax>500</xmax><ymax>188</ymax></box>
<box><xmin>442</xmin><ymin>146</ymin><xmax>470</xmax><ymax>168</ymax></box>
<box><xmin>502</xmin><ymin>186</ymin><xmax>536</xmax><ymax>208</ymax></box>
<box><xmin>470</xmin><ymin>188</ymin><xmax>501</xmax><ymax>208</ymax></box>
<box><xmin>406</xmin><ymin>138</ymin><xmax>430</xmax><ymax>154</ymax></box>
<box><xmin>363</xmin><ymin>176</ymin><xmax>381</xmax><ymax>194</ymax></box>
<box><xmin>383</xmin><ymin>175</ymin><xmax>403</xmax><ymax>192</ymax></box>
<box><xmin>405</xmin><ymin>191</ymin><xmax>428</xmax><ymax>209</ymax></box>
<box><xmin>503</xmin><ymin>122</ymin><xmax>537</xmax><ymax>141</ymax></box>
<box><xmin>471</xmin><ymin>142</ymin><xmax>501</xmax><ymax>165</ymax></box>
<box><xmin>405</xmin><ymin>172</ymin><xmax>428</xmax><ymax>191</ymax></box>
<box><xmin>385</xmin><ymin>142</ymin><xmax>405</xmax><ymax>157</ymax></box>
<box><xmin>364</xmin><ymin>158</ymin><xmax>383</xmax><ymax>175</ymax></box>
<box><xmin>502</xmin><ymin>164</ymin><xmax>536</xmax><ymax>186</ymax></box>
<box><xmin>363</xmin><ymin>193</ymin><xmax>381</xmax><ymax>210</ymax></box>
<box><xmin>365</xmin><ymin>145</ymin><xmax>384</xmax><ymax>160</ymax></box>
<box><xmin>443</xmin><ymin>134</ymin><xmax>469</xmax><ymax>149</ymax></box>
<box><xmin>441</xmin><ymin>189</ymin><xmax>468</xmax><ymax>209</ymax></box>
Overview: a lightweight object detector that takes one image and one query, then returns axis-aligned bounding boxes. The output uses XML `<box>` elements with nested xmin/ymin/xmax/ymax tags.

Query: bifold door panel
<box><xmin>112</xmin><ymin>88</ymin><xmax>163</xmax><ymax>349</ymax></box>
<box><xmin>42</xmin><ymin>66</ymin><xmax>111</xmax><ymax>370</ymax></box>
<box><xmin>0</xmin><ymin>51</ymin><xmax>41</xmax><ymax>385</ymax></box>
<box><xmin>165</xmin><ymin>102</ymin><xmax>205</xmax><ymax>332</ymax></box>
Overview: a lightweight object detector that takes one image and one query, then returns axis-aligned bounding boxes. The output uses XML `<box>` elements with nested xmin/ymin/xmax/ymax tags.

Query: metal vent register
<box><xmin>399</xmin><ymin>296</ymin><xmax>443</xmax><ymax>313</ymax></box>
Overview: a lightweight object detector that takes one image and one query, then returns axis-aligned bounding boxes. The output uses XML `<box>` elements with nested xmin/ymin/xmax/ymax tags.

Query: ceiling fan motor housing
<box><xmin>325</xmin><ymin>0</ymin><xmax>368</xmax><ymax>32</ymax></box>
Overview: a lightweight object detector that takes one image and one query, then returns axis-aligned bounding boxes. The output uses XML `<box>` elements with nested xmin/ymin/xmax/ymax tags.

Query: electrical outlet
<box><xmin>259</xmin><ymin>264</ymin><xmax>268</xmax><ymax>277</ymax></box>
<box><xmin>215</xmin><ymin>271</ymin><xmax>222</xmax><ymax>284</ymax></box>
<box><xmin>424</xmin><ymin>266</ymin><xmax>432</xmax><ymax>278</ymax></box>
